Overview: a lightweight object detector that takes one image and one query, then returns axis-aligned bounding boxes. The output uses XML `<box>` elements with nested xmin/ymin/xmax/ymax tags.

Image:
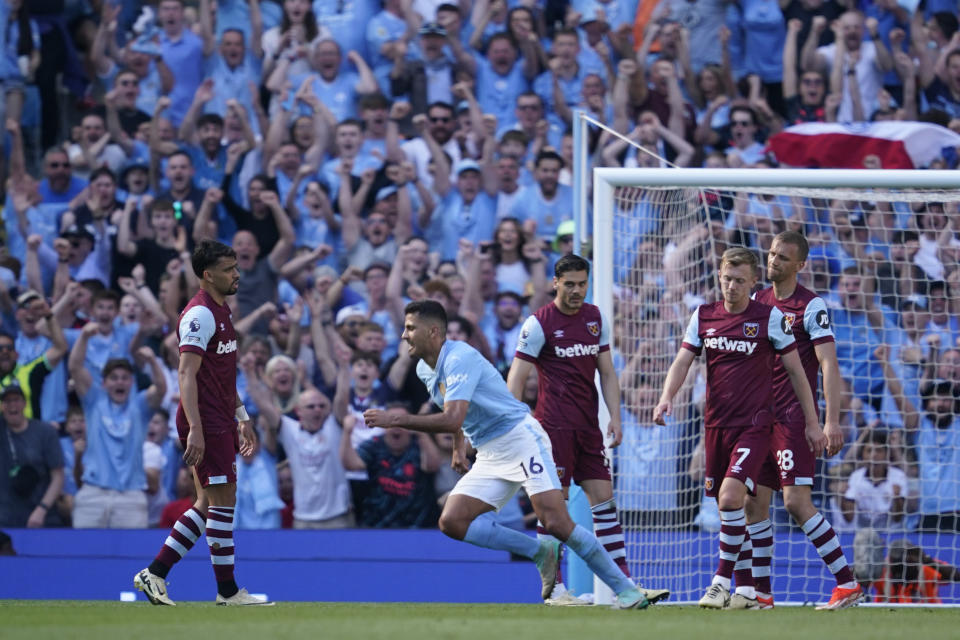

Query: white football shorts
<box><xmin>450</xmin><ymin>415</ymin><xmax>562</xmax><ymax>510</ymax></box>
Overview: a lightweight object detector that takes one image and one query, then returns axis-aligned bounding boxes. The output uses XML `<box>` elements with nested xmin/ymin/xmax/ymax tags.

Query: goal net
<box><xmin>592</xmin><ymin>166</ymin><xmax>960</xmax><ymax>605</ymax></box>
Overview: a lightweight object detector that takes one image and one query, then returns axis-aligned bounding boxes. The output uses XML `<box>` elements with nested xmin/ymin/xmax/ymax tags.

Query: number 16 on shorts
<box><xmin>520</xmin><ymin>456</ymin><xmax>544</xmax><ymax>478</ymax></box>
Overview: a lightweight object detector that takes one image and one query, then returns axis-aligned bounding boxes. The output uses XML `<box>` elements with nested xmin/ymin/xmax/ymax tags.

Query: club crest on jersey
<box><xmin>586</xmin><ymin>321</ymin><xmax>600</xmax><ymax>336</ymax></box>
<box><xmin>783</xmin><ymin>313</ymin><xmax>796</xmax><ymax>329</ymax></box>
<box><xmin>556</xmin><ymin>466</ymin><xmax>565</xmax><ymax>479</ymax></box>
<box><xmin>743</xmin><ymin>322</ymin><xmax>759</xmax><ymax>338</ymax></box>
<box><xmin>438</xmin><ymin>382</ymin><xmax>446</xmax><ymax>398</ymax></box>
<box><xmin>704</xmin><ymin>477</ymin><xmax>714</xmax><ymax>491</ymax></box>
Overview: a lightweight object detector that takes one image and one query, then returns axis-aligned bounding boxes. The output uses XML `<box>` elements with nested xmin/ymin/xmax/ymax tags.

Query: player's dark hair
<box><xmin>350</xmin><ymin>350</ymin><xmax>381</xmax><ymax>368</ymax></box>
<box><xmin>92</xmin><ymin>289</ymin><xmax>120</xmax><ymax>306</ymax></box>
<box><xmin>102</xmin><ymin>358</ymin><xmax>134</xmax><ymax>378</ymax></box>
<box><xmin>192</xmin><ymin>240</ymin><xmax>237</xmax><ymax>278</ymax></box>
<box><xmin>773</xmin><ymin>230</ymin><xmax>809</xmax><ymax>262</ymax></box>
<box><xmin>554</xmin><ymin>254</ymin><xmax>590</xmax><ymax>279</ymax></box>
<box><xmin>405</xmin><ymin>300</ymin><xmax>447</xmax><ymax>332</ymax></box>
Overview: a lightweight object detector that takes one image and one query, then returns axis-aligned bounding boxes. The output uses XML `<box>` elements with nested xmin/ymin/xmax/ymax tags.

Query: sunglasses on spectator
<box><xmin>558</xmin><ymin>234</ymin><xmax>573</xmax><ymax>243</ymax></box>
<box><xmin>47</xmin><ymin>162</ymin><xmax>69</xmax><ymax>168</ymax></box>
<box><xmin>517</xmin><ymin>104</ymin><xmax>540</xmax><ymax>111</ymax></box>
<box><xmin>429</xmin><ymin>116</ymin><xmax>453</xmax><ymax>123</ymax></box>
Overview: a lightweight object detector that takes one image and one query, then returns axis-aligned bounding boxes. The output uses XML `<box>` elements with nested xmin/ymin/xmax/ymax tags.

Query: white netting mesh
<box><xmin>604</xmin><ymin>179</ymin><xmax>960</xmax><ymax>605</ymax></box>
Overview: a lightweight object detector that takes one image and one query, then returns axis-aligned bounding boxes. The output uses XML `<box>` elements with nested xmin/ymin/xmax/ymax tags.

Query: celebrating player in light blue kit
<box><xmin>363</xmin><ymin>301</ymin><xmax>648</xmax><ymax>609</ymax></box>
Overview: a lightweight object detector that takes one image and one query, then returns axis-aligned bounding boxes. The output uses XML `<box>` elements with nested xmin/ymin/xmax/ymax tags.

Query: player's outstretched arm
<box><xmin>505</xmin><ymin>357</ymin><xmax>535</xmax><ymax>401</ymax></box>
<box><xmin>814</xmin><ymin>340</ymin><xmax>844</xmax><ymax>456</ymax></box>
<box><xmin>654</xmin><ymin>348</ymin><xmax>695</xmax><ymax>425</ymax></box>
<box><xmin>781</xmin><ymin>349</ymin><xmax>825</xmax><ymax>457</ymax></box>
<box><xmin>364</xmin><ymin>400</ymin><xmax>469</xmax><ymax>435</ymax></box>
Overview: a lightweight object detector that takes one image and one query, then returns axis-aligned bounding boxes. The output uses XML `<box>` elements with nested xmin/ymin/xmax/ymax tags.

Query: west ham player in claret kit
<box><xmin>134</xmin><ymin>240</ymin><xmax>272</xmax><ymax>606</ymax></box>
<box><xmin>747</xmin><ymin>231</ymin><xmax>865</xmax><ymax>610</ymax></box>
<box><xmin>654</xmin><ymin>247</ymin><xmax>822</xmax><ymax>609</ymax></box>
<box><xmin>507</xmin><ymin>254</ymin><xmax>669</xmax><ymax>606</ymax></box>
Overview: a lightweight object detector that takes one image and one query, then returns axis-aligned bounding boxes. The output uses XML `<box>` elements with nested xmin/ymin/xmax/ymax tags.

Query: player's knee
<box><xmin>540</xmin><ymin>510</ymin><xmax>573</xmax><ymax>540</ymax></box>
<box><xmin>783</xmin><ymin>490</ymin><xmax>812</xmax><ymax>520</ymax></box>
<box><xmin>716</xmin><ymin>490</ymin><xmax>743</xmax><ymax>512</ymax></box>
<box><xmin>438</xmin><ymin>512</ymin><xmax>468</xmax><ymax>541</ymax></box>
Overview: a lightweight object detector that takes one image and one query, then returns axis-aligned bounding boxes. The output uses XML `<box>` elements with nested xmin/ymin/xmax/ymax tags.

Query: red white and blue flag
<box><xmin>768</xmin><ymin>121</ymin><xmax>960</xmax><ymax>169</ymax></box>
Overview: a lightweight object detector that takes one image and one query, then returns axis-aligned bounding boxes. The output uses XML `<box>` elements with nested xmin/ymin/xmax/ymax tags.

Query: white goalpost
<box><xmin>590</xmin><ymin>167</ymin><xmax>960</xmax><ymax>606</ymax></box>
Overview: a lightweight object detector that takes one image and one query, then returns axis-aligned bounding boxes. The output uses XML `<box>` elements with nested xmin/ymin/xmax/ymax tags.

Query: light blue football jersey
<box><xmin>416</xmin><ymin>340</ymin><xmax>530</xmax><ymax>447</ymax></box>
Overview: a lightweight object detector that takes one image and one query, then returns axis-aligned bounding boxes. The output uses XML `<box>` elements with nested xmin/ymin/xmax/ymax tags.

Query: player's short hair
<box><xmin>554</xmin><ymin>254</ymin><xmax>590</xmax><ymax>279</ymax></box>
<box><xmin>773</xmin><ymin>230</ymin><xmax>809</xmax><ymax>262</ymax></box>
<box><xmin>405</xmin><ymin>300</ymin><xmax>447</xmax><ymax>332</ymax></box>
<box><xmin>192</xmin><ymin>240</ymin><xmax>237</xmax><ymax>278</ymax></box>
<box><xmin>92</xmin><ymin>289</ymin><xmax>121</xmax><ymax>307</ymax></box>
<box><xmin>719</xmin><ymin>246</ymin><xmax>759</xmax><ymax>272</ymax></box>
<box><xmin>102</xmin><ymin>358</ymin><xmax>134</xmax><ymax>378</ymax></box>
<box><xmin>350</xmin><ymin>350</ymin><xmax>381</xmax><ymax>368</ymax></box>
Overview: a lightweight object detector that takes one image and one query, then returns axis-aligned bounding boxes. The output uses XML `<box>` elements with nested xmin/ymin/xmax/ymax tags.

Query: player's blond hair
<box><xmin>719</xmin><ymin>246</ymin><xmax>759</xmax><ymax>272</ymax></box>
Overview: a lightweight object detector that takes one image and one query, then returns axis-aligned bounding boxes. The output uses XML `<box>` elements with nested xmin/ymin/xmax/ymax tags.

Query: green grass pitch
<box><xmin>2</xmin><ymin>601</ymin><xmax>958</xmax><ymax>640</ymax></box>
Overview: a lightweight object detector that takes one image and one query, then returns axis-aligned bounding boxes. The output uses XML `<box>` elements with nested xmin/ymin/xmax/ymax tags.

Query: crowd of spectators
<box><xmin>0</xmin><ymin>0</ymin><xmax>959</xmax><ymax>552</ymax></box>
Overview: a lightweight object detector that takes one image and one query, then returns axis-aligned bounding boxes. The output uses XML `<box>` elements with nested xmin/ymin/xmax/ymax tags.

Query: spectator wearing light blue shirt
<box><xmin>428</xmin><ymin>152</ymin><xmax>498</xmax><ymax>262</ymax></box>
<box><xmin>69</xmin><ymin>336</ymin><xmax>166</xmax><ymax>529</ymax></box>
<box><xmin>65</xmin><ymin>291</ymin><xmax>141</xmax><ymax>384</ymax></box>
<box><xmin>507</xmin><ymin>150</ymin><xmax>573</xmax><ymax>243</ymax></box>
<box><xmin>271</xmin><ymin>40</ymin><xmax>379</xmax><ymax>124</ymax></box>
<box><xmin>157</xmin><ymin>0</ymin><xmax>205</xmax><ymax>127</ymax></box>
<box><xmin>533</xmin><ymin>29</ymin><xmax>605</xmax><ymax>118</ymax></box>
<box><xmin>453</xmin><ymin>32</ymin><xmax>537</xmax><ymax>128</ymax></box>
<box><xmin>367</xmin><ymin>0</ymin><xmax>420</xmax><ymax>97</ymax></box>
<box><xmin>199</xmin><ymin>18</ymin><xmax>264</xmax><ymax>134</ymax></box>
